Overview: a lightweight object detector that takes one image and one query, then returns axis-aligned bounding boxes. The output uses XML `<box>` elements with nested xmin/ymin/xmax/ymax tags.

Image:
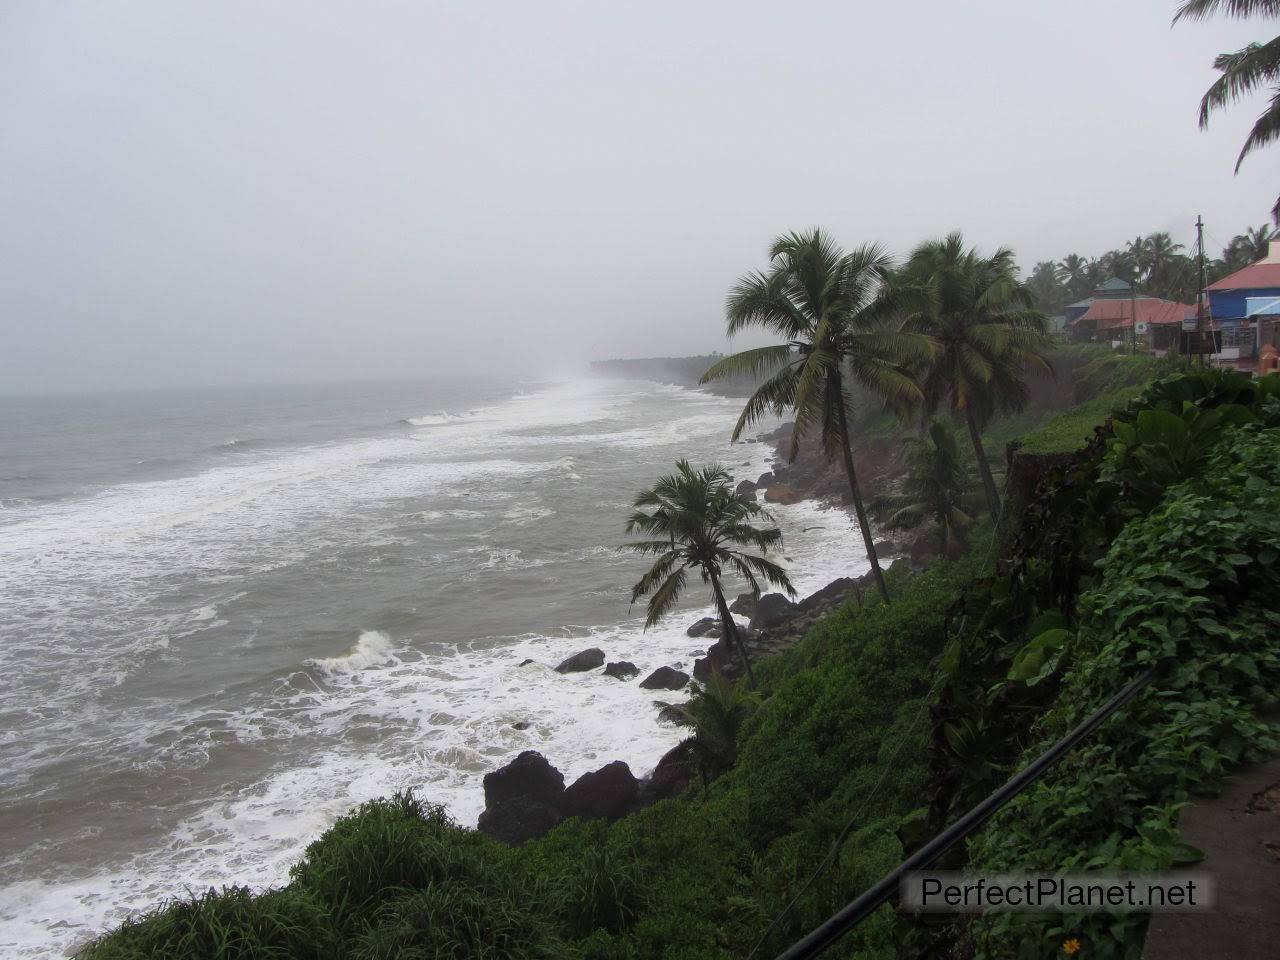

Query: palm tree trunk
<box><xmin>963</xmin><ymin>405</ymin><xmax>1001</xmax><ymax>522</ymax></box>
<box><xmin>710</xmin><ymin>574</ymin><xmax>755</xmax><ymax>689</ymax></box>
<box><xmin>835</xmin><ymin>399</ymin><xmax>890</xmax><ymax>603</ymax></box>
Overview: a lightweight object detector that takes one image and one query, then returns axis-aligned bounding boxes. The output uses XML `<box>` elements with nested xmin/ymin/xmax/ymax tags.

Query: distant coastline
<box><xmin>589</xmin><ymin>355</ymin><xmax>765</xmax><ymax>397</ymax></box>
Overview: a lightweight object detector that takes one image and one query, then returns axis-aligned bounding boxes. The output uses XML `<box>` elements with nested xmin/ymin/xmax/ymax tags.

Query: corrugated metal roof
<box><xmin>1096</xmin><ymin>278</ymin><xmax>1133</xmax><ymax>292</ymax></box>
<box><xmin>1207</xmin><ymin>262</ymin><xmax>1280</xmax><ymax>291</ymax></box>
<box><xmin>1073</xmin><ymin>298</ymin><xmax>1196</xmax><ymax>330</ymax></box>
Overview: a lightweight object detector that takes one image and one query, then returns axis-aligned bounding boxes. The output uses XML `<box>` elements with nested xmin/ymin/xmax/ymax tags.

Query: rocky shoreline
<box><xmin>477</xmin><ymin>420</ymin><xmax>927</xmax><ymax>846</ymax></box>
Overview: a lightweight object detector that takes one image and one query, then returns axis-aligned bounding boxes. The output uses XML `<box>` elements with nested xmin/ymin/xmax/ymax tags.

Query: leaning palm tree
<box><xmin>878</xmin><ymin>420</ymin><xmax>974</xmax><ymax>558</ymax></box>
<box><xmin>625</xmin><ymin>460</ymin><xmax>794</xmax><ymax>688</ymax></box>
<box><xmin>902</xmin><ymin>233</ymin><xmax>1051</xmax><ymax>523</ymax></box>
<box><xmin>1174</xmin><ymin>1</ymin><xmax>1280</xmax><ymax>219</ymax></box>
<box><xmin>700</xmin><ymin>229</ymin><xmax>933</xmax><ymax>603</ymax></box>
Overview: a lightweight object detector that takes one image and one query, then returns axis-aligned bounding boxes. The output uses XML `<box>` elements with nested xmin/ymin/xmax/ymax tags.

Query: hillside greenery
<box><xmin>79</xmin><ymin>367</ymin><xmax>1280</xmax><ymax>960</ymax></box>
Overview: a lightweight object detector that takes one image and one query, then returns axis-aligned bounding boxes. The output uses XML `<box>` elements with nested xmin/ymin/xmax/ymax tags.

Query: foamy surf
<box><xmin>307</xmin><ymin>630</ymin><xmax>399</xmax><ymax>677</ymax></box>
<box><xmin>0</xmin><ymin>376</ymin><xmax>871</xmax><ymax>960</ymax></box>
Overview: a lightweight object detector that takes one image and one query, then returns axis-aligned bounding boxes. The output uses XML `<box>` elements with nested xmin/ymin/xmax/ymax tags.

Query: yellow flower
<box><xmin>1062</xmin><ymin>938</ymin><xmax>1082</xmax><ymax>956</ymax></box>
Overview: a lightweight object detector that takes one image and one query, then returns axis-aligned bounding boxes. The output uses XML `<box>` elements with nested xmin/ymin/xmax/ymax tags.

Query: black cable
<box><xmin>770</xmin><ymin>666</ymin><xmax>1157</xmax><ymax>960</ymax></box>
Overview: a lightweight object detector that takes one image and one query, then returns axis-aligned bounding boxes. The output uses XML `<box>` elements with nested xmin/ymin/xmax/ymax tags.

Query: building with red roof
<box><xmin>1206</xmin><ymin>240</ymin><xmax>1280</xmax><ymax>369</ymax></box>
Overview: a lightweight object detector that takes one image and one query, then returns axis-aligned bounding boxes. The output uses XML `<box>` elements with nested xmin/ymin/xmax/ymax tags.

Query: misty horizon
<box><xmin>2</xmin><ymin>1</ymin><xmax>1276</xmax><ymax>395</ymax></box>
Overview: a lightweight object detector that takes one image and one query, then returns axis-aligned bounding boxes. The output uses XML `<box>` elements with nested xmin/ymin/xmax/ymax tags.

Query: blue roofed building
<box><xmin>1206</xmin><ymin>240</ymin><xmax>1280</xmax><ymax>369</ymax></box>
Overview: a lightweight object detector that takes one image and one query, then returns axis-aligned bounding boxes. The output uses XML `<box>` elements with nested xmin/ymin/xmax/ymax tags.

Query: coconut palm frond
<box><xmin>701</xmin><ymin>345</ymin><xmax>795</xmax><ymax>384</ymax></box>
<box><xmin>1174</xmin><ymin>0</ymin><xmax>1280</xmax><ymax>24</ymax></box>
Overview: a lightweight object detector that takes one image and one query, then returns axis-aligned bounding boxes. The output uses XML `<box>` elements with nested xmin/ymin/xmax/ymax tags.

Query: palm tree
<box><xmin>1125</xmin><ymin>235</ymin><xmax>1153</xmax><ymax>284</ymax></box>
<box><xmin>902</xmin><ymin>233</ymin><xmax>1052</xmax><ymax>523</ymax></box>
<box><xmin>1225</xmin><ymin>222</ymin><xmax>1276</xmax><ymax>269</ymax></box>
<box><xmin>1060</xmin><ymin>253</ymin><xmax>1091</xmax><ymax>300</ymax></box>
<box><xmin>1027</xmin><ymin>260</ymin><xmax>1067</xmax><ymax>312</ymax></box>
<box><xmin>673</xmin><ymin>671</ymin><xmax>760</xmax><ymax>778</ymax></box>
<box><xmin>878</xmin><ymin>420</ymin><xmax>974</xmax><ymax>558</ymax></box>
<box><xmin>700</xmin><ymin>229</ymin><xmax>933</xmax><ymax>603</ymax></box>
<box><xmin>1174</xmin><ymin>1</ymin><xmax>1280</xmax><ymax>219</ymax></box>
<box><xmin>625</xmin><ymin>460</ymin><xmax>794</xmax><ymax>687</ymax></box>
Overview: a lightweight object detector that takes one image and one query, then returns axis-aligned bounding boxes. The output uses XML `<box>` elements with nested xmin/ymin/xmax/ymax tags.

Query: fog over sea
<box><xmin>0</xmin><ymin>376</ymin><xmax>869</xmax><ymax>958</ymax></box>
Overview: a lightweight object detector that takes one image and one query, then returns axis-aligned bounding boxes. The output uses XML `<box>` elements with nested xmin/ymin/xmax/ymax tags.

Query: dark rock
<box><xmin>734</xmin><ymin>479</ymin><xmax>758</xmax><ymax>502</ymax></box>
<box><xmin>478</xmin><ymin>797</ymin><xmax>561</xmax><ymax>846</ymax></box>
<box><xmin>749</xmin><ymin>592</ymin><xmax>798</xmax><ymax>630</ymax></box>
<box><xmin>482</xmin><ymin>750</ymin><xmax>565</xmax><ymax>808</ymax></box>
<box><xmin>603</xmin><ymin>660</ymin><xmax>639</xmax><ymax>680</ymax></box>
<box><xmin>512</xmin><ymin>720</ymin><xmax>532</xmax><ymax>730</ymax></box>
<box><xmin>729</xmin><ymin>591</ymin><xmax>758</xmax><ymax>616</ymax></box>
<box><xmin>558</xmin><ymin>761</ymin><xmax>639</xmax><ymax>821</ymax></box>
<box><xmin>655</xmin><ymin>701</ymin><xmax>685</xmax><ymax>724</ymax></box>
<box><xmin>641</xmin><ymin>740</ymin><xmax>697</xmax><ymax>803</ymax></box>
<box><xmin>639</xmin><ymin>666</ymin><xmax>689</xmax><ymax>690</ymax></box>
<box><xmin>694</xmin><ymin>636</ymin><xmax>743</xmax><ymax>680</ymax></box>
<box><xmin>686</xmin><ymin>616</ymin><xmax>720</xmax><ymax>638</ymax></box>
<box><xmin>888</xmin><ymin>557</ymin><xmax>911</xmax><ymax>577</ymax></box>
<box><xmin>554</xmin><ymin>647</ymin><xmax>605</xmax><ymax>673</ymax></box>
<box><xmin>518</xmin><ymin>658</ymin><xmax>535</xmax><ymax>667</ymax></box>
<box><xmin>763</xmin><ymin>482</ymin><xmax>803</xmax><ymax>505</ymax></box>
<box><xmin>872</xmin><ymin>540</ymin><xmax>894</xmax><ymax>555</ymax></box>
<box><xmin>756</xmin><ymin>471</ymin><xmax>774</xmax><ymax>487</ymax></box>
<box><xmin>797</xmin><ymin>577</ymin><xmax>859</xmax><ymax>614</ymax></box>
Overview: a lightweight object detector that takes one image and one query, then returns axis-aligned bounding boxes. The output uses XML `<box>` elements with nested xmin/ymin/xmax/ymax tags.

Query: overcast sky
<box><xmin>1</xmin><ymin>1</ymin><xmax>1276</xmax><ymax>394</ymax></box>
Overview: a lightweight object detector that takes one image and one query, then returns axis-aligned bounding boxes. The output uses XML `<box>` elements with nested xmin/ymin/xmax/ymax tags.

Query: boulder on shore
<box><xmin>872</xmin><ymin>540</ymin><xmax>894</xmax><ymax>555</ymax></box>
<box><xmin>482</xmin><ymin>750</ymin><xmax>565</xmax><ymax>808</ymax></box>
<box><xmin>478</xmin><ymin>797</ymin><xmax>562</xmax><ymax>846</ymax></box>
<box><xmin>640</xmin><ymin>740</ymin><xmax>697</xmax><ymax>804</ymax></box>
<box><xmin>797</xmin><ymin>577</ymin><xmax>859</xmax><ymax>614</ymax></box>
<box><xmin>729</xmin><ymin>591</ymin><xmax>758</xmax><ymax>616</ymax></box>
<box><xmin>639</xmin><ymin>666</ymin><xmax>689</xmax><ymax>690</ymax></box>
<box><xmin>734</xmin><ymin>479</ymin><xmax>758</xmax><ymax>502</ymax></box>
<box><xmin>756</xmin><ymin>471</ymin><xmax>774</xmax><ymax>487</ymax></box>
<box><xmin>558</xmin><ymin>760</ymin><xmax>639</xmax><ymax>821</ymax></box>
<box><xmin>763</xmin><ymin>483</ymin><xmax>803</xmax><ymax>505</ymax></box>
<box><xmin>686</xmin><ymin>617</ymin><xmax>719</xmax><ymax>638</ymax></box>
<box><xmin>603</xmin><ymin>660</ymin><xmax>639</xmax><ymax>680</ymax></box>
<box><xmin>749</xmin><ymin>592</ymin><xmax>798</xmax><ymax>630</ymax></box>
<box><xmin>555</xmin><ymin>648</ymin><xmax>605</xmax><ymax>673</ymax></box>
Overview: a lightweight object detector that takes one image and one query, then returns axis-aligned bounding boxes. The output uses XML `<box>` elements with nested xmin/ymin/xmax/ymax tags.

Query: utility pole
<box><xmin>1195</xmin><ymin>215</ymin><xmax>1208</xmax><ymax>364</ymax></box>
<box><xmin>1130</xmin><ymin>280</ymin><xmax>1139</xmax><ymax>354</ymax></box>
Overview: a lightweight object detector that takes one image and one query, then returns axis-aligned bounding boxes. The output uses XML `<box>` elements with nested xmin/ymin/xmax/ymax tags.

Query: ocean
<box><xmin>0</xmin><ymin>376</ymin><xmax>869</xmax><ymax>958</ymax></box>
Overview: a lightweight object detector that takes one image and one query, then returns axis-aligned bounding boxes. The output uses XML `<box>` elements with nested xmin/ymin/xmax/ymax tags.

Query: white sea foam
<box><xmin>307</xmin><ymin>630</ymin><xmax>399</xmax><ymax>677</ymax></box>
<box><xmin>0</xmin><ymin>377</ymin><xmax>872</xmax><ymax>960</ymax></box>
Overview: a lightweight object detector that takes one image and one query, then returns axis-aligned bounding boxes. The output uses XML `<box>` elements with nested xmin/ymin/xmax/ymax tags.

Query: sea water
<box><xmin>0</xmin><ymin>376</ymin><xmax>869</xmax><ymax>957</ymax></box>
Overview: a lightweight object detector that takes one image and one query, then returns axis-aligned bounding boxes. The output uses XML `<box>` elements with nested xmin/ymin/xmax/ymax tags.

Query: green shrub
<box><xmin>290</xmin><ymin>792</ymin><xmax>505</xmax><ymax>930</ymax></box>
<box><xmin>349</xmin><ymin>883</ymin><xmax>562</xmax><ymax>960</ymax></box>
<box><xmin>964</xmin><ymin>427</ymin><xmax>1280</xmax><ymax>958</ymax></box>
<box><xmin>75</xmin><ymin>886</ymin><xmax>338</xmax><ymax>960</ymax></box>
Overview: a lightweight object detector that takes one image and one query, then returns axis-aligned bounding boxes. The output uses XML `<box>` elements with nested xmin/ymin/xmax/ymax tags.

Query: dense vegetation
<box><xmin>1024</xmin><ymin>221</ymin><xmax>1275</xmax><ymax>315</ymax></box>
<box><xmin>80</xmin><ymin>364</ymin><xmax>1280</xmax><ymax>960</ymax></box>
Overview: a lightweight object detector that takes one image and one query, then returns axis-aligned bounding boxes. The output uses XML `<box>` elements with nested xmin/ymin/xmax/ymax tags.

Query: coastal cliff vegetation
<box><xmin>77</xmin><ymin>232</ymin><xmax>1280</xmax><ymax>959</ymax></box>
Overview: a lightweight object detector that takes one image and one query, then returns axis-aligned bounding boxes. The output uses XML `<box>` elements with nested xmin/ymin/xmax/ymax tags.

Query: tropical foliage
<box><xmin>624</xmin><ymin>459</ymin><xmax>794</xmax><ymax>687</ymax></box>
<box><xmin>672</xmin><ymin>671</ymin><xmax>761</xmax><ymax>776</ymax></box>
<box><xmin>1024</xmin><ymin>222</ymin><xmax>1275</xmax><ymax>314</ymax></box>
<box><xmin>701</xmin><ymin>228</ymin><xmax>933</xmax><ymax>601</ymax></box>
<box><xmin>902</xmin><ymin>233</ymin><xmax>1051</xmax><ymax>521</ymax></box>
<box><xmin>1174</xmin><ymin>0</ymin><xmax>1280</xmax><ymax>220</ymax></box>
<box><xmin>916</xmin><ymin>368</ymin><xmax>1280</xmax><ymax>959</ymax></box>
<box><xmin>878</xmin><ymin>419</ymin><xmax>974</xmax><ymax>557</ymax></box>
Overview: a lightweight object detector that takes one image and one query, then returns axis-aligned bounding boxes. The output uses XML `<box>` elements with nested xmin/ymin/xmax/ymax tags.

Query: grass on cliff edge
<box><xmin>78</xmin><ymin>548</ymin><xmax>988</xmax><ymax>960</ymax></box>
